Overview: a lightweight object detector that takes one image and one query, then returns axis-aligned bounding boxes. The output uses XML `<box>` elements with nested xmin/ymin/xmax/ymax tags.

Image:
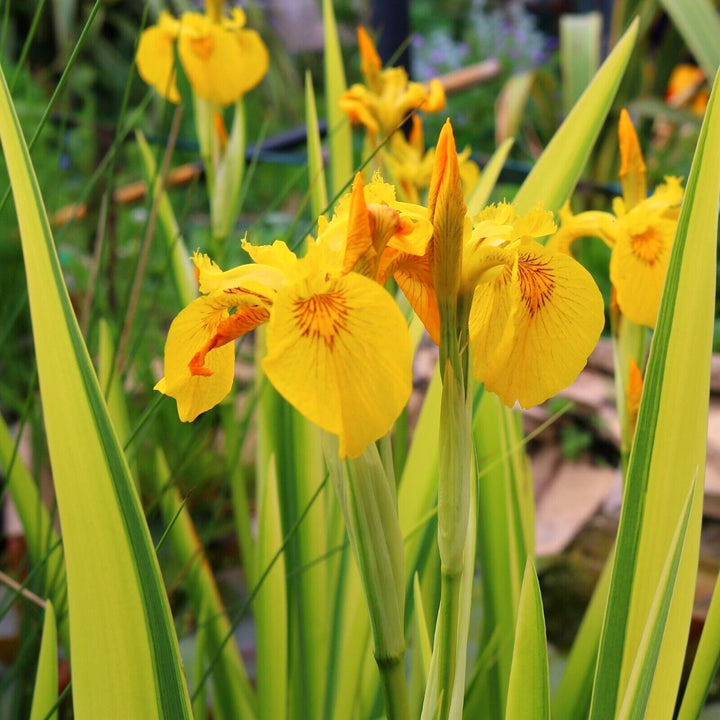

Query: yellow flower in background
<box><xmin>136</xmin><ymin>7</ymin><xmax>268</xmax><ymax>106</ymax></box>
<box><xmin>665</xmin><ymin>64</ymin><xmax>709</xmax><ymax>116</ymax></box>
<box><xmin>390</xmin><ymin>121</ymin><xmax>604</xmax><ymax>408</ymax></box>
<box><xmin>548</xmin><ymin>109</ymin><xmax>683</xmax><ymax>328</ymax></box>
<box><xmin>339</xmin><ymin>26</ymin><xmax>445</xmax><ymax>141</ymax></box>
<box><xmin>384</xmin><ymin>116</ymin><xmax>480</xmax><ymax>203</ymax></box>
<box><xmin>156</xmin><ymin>213</ymin><xmax>418</xmax><ymax>457</ymax></box>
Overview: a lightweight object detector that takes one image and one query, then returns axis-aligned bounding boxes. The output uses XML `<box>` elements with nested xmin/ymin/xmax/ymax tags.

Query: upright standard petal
<box><xmin>136</xmin><ymin>12</ymin><xmax>181</xmax><ymax>103</ymax></box>
<box><xmin>178</xmin><ymin>11</ymin><xmax>268</xmax><ymax>106</ymax></box>
<box><xmin>470</xmin><ymin>242</ymin><xmax>604</xmax><ymax>408</ymax></box>
<box><xmin>262</xmin><ymin>272</ymin><xmax>412</xmax><ymax>458</ymax></box>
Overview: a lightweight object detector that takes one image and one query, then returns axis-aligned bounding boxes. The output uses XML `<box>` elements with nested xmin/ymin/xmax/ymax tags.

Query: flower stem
<box><xmin>437</xmin><ymin>570</ymin><xmax>462</xmax><ymax>720</ymax></box>
<box><xmin>378</xmin><ymin>653</ymin><xmax>411</xmax><ymax>720</ymax></box>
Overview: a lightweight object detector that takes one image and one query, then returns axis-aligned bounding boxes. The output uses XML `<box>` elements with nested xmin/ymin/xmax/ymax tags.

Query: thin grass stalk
<box><xmin>116</xmin><ymin>105</ymin><xmax>182</xmax><ymax>376</ymax></box>
<box><xmin>0</xmin><ymin>0</ymin><xmax>102</xmax><ymax>216</ymax></box>
<box><xmin>0</xmin><ymin>415</ymin><xmax>69</xmax><ymax>651</ymax></box>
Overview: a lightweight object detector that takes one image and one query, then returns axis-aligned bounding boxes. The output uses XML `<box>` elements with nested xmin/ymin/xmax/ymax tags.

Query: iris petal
<box><xmin>136</xmin><ymin>14</ymin><xmax>181</xmax><ymax>103</ymax></box>
<box><xmin>156</xmin><ymin>296</ymin><xmax>236</xmax><ymax>421</ymax></box>
<box><xmin>177</xmin><ymin>12</ymin><xmax>268</xmax><ymax>106</ymax></box>
<box><xmin>262</xmin><ymin>272</ymin><xmax>412</xmax><ymax>458</ymax></box>
<box><xmin>470</xmin><ymin>242</ymin><xmax>604</xmax><ymax>408</ymax></box>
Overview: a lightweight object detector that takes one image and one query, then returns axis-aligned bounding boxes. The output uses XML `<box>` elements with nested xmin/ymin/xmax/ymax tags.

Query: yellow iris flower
<box><xmin>156</xmin><ymin>177</ymin><xmax>433</xmax><ymax>458</ymax></box>
<box><xmin>339</xmin><ymin>26</ymin><xmax>445</xmax><ymax>141</ymax></box>
<box><xmin>548</xmin><ymin>109</ymin><xmax>683</xmax><ymax>328</ymax></box>
<box><xmin>136</xmin><ymin>7</ymin><xmax>268</xmax><ymax>106</ymax></box>
<box><xmin>392</xmin><ymin>121</ymin><xmax>605</xmax><ymax>408</ymax></box>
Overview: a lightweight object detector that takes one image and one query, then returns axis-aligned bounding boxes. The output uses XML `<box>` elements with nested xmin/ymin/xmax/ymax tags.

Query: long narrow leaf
<box><xmin>29</xmin><ymin>600</ymin><xmax>57</xmax><ymax>720</ymax></box>
<box><xmin>305</xmin><ymin>70</ymin><xmax>329</xmax><ymax>220</ymax></box>
<box><xmin>0</xmin><ymin>63</ymin><xmax>192</xmax><ymax>718</ymax></box>
<box><xmin>322</xmin><ymin>0</ymin><xmax>353</xmax><ymax>196</ymax></box>
<box><xmin>560</xmin><ymin>12</ymin><xmax>603</xmax><ymax>115</ymax></box>
<box><xmin>617</xmin><ymin>480</ymin><xmax>696</xmax><ymax>719</ymax></box>
<box><xmin>465</xmin><ymin>391</ymin><xmax>532</xmax><ymax>716</ymax></box>
<box><xmin>514</xmin><ymin>19</ymin><xmax>638</xmax><ymax>213</ymax></box>
<box><xmin>590</xmin><ymin>69</ymin><xmax>720</xmax><ymax>719</ymax></box>
<box><xmin>151</xmin><ymin>450</ymin><xmax>257</xmax><ymax>720</ymax></box>
<box><xmin>677</xmin><ymin>569</ymin><xmax>720</xmax><ymax>719</ymax></box>
<box><xmin>0</xmin><ymin>417</ymin><xmax>68</xmax><ymax>650</ymax></box>
<box><xmin>505</xmin><ymin>560</ymin><xmax>551</xmax><ymax>720</ymax></box>
<box><xmin>255</xmin><ymin>455</ymin><xmax>288</xmax><ymax>720</ymax></box>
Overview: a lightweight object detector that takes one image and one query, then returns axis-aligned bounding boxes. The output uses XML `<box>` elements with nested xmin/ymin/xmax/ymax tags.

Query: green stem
<box><xmin>378</xmin><ymin>653</ymin><xmax>411</xmax><ymax>720</ymax></box>
<box><xmin>437</xmin><ymin>571</ymin><xmax>462</xmax><ymax>720</ymax></box>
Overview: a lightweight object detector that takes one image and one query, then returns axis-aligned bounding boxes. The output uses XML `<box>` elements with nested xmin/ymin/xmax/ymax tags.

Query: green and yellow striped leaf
<box><xmin>0</xmin><ymin>62</ymin><xmax>192</xmax><ymax>719</ymax></box>
<box><xmin>29</xmin><ymin>601</ymin><xmax>58</xmax><ymax>720</ymax></box>
<box><xmin>590</xmin><ymin>68</ymin><xmax>720</xmax><ymax>720</ymax></box>
<box><xmin>505</xmin><ymin>560</ymin><xmax>551</xmax><ymax>720</ymax></box>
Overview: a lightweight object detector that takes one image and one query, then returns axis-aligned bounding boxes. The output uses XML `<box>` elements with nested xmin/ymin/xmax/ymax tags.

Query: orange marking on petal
<box><xmin>190</xmin><ymin>33</ymin><xmax>214</xmax><ymax>59</ymax></box>
<box><xmin>293</xmin><ymin>292</ymin><xmax>349</xmax><ymax>350</ymax></box>
<box><xmin>188</xmin><ymin>305</ymin><xmax>270</xmax><ymax>376</ymax></box>
<box><xmin>629</xmin><ymin>228</ymin><xmax>663</xmax><ymax>266</ymax></box>
<box><xmin>517</xmin><ymin>253</ymin><xmax>555</xmax><ymax>316</ymax></box>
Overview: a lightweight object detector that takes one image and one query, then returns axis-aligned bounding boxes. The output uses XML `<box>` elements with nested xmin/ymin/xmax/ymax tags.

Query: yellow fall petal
<box><xmin>609</xmin><ymin>214</ymin><xmax>677</xmax><ymax>328</ymax></box>
<box><xmin>177</xmin><ymin>11</ymin><xmax>268</xmax><ymax>106</ymax></box>
<box><xmin>136</xmin><ymin>12</ymin><xmax>181</xmax><ymax>103</ymax></box>
<box><xmin>470</xmin><ymin>242</ymin><xmax>604</xmax><ymax>408</ymax></box>
<box><xmin>262</xmin><ymin>272</ymin><xmax>412</xmax><ymax>458</ymax></box>
<box><xmin>156</xmin><ymin>296</ymin><xmax>236</xmax><ymax>421</ymax></box>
